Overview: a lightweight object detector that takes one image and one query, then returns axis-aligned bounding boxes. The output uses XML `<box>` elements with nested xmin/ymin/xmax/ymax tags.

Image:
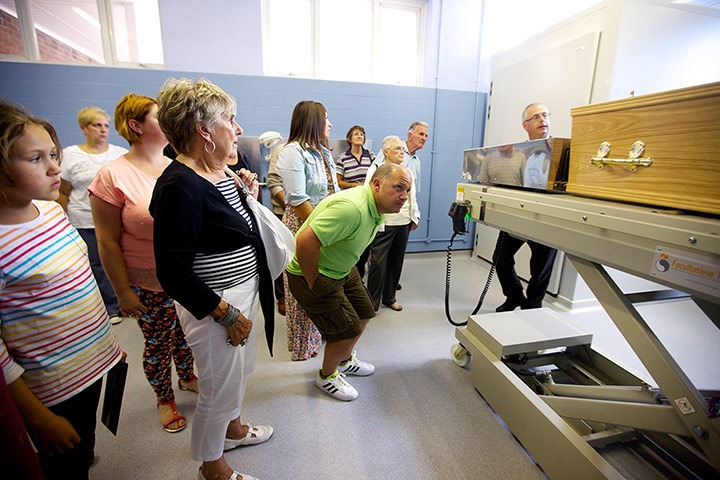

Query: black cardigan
<box><xmin>149</xmin><ymin>160</ymin><xmax>274</xmax><ymax>355</ymax></box>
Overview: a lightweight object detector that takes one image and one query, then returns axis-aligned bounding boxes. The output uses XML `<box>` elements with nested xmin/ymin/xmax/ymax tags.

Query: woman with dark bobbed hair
<box><xmin>335</xmin><ymin>125</ymin><xmax>375</xmax><ymax>278</ymax></box>
<box><xmin>335</xmin><ymin>125</ymin><xmax>374</xmax><ymax>189</ymax></box>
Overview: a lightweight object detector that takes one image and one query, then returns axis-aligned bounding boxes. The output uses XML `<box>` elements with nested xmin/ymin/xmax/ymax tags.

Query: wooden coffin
<box><xmin>567</xmin><ymin>82</ymin><xmax>720</xmax><ymax>215</ymax></box>
<box><xmin>462</xmin><ymin>137</ymin><xmax>571</xmax><ymax>191</ymax></box>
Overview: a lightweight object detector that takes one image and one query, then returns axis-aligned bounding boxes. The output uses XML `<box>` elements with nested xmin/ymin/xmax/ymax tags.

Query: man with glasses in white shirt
<box><xmin>494</xmin><ymin>103</ymin><xmax>557</xmax><ymax>312</ymax></box>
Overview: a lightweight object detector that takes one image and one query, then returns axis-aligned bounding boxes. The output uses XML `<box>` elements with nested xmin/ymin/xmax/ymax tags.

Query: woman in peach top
<box><xmin>89</xmin><ymin>93</ymin><xmax>198</xmax><ymax>434</ymax></box>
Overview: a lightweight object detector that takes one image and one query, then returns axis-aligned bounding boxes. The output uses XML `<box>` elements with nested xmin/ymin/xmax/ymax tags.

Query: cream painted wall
<box><xmin>159</xmin><ymin>0</ymin><xmax>264</xmax><ymax>76</ymax></box>
<box><xmin>159</xmin><ymin>0</ymin><xmax>486</xmax><ymax>92</ymax></box>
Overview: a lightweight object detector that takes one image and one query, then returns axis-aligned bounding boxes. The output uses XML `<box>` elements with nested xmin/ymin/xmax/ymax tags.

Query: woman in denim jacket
<box><xmin>277</xmin><ymin>101</ymin><xmax>339</xmax><ymax>361</ymax></box>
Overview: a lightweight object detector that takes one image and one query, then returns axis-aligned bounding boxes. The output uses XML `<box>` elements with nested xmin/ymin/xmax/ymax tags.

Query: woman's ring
<box><xmin>240</xmin><ymin>337</ymin><xmax>248</xmax><ymax>347</ymax></box>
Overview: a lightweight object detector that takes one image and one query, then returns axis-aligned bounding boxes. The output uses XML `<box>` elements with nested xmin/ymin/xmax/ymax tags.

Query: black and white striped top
<box><xmin>193</xmin><ymin>178</ymin><xmax>258</xmax><ymax>291</ymax></box>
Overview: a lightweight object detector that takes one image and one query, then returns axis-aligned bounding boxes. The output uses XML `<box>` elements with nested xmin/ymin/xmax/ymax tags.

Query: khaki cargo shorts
<box><xmin>287</xmin><ymin>267</ymin><xmax>375</xmax><ymax>342</ymax></box>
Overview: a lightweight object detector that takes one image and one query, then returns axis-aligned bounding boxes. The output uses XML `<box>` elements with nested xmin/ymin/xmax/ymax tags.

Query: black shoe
<box><xmin>521</xmin><ymin>302</ymin><xmax>542</xmax><ymax>310</ymax></box>
<box><xmin>496</xmin><ymin>299</ymin><xmax>524</xmax><ymax>312</ymax></box>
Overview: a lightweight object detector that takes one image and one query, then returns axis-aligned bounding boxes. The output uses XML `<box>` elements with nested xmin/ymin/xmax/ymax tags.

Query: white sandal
<box><xmin>197</xmin><ymin>467</ymin><xmax>259</xmax><ymax>480</ymax></box>
<box><xmin>223</xmin><ymin>425</ymin><xmax>274</xmax><ymax>451</ymax></box>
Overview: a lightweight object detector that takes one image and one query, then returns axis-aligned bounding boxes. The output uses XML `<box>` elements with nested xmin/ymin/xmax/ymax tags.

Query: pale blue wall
<box><xmin>0</xmin><ymin>62</ymin><xmax>485</xmax><ymax>252</ymax></box>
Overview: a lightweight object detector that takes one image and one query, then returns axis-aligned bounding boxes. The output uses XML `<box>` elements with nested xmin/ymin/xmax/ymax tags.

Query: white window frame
<box><xmin>262</xmin><ymin>0</ymin><xmax>426</xmax><ymax>85</ymax></box>
<box><xmin>372</xmin><ymin>0</ymin><xmax>426</xmax><ymax>85</ymax></box>
<box><xmin>0</xmin><ymin>0</ymin><xmax>164</xmax><ymax>68</ymax></box>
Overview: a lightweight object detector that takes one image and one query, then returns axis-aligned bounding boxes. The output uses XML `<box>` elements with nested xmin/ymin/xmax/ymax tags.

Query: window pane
<box><xmin>30</xmin><ymin>0</ymin><xmax>104</xmax><ymax>64</ymax></box>
<box><xmin>111</xmin><ymin>0</ymin><xmax>163</xmax><ymax>64</ymax></box>
<box><xmin>376</xmin><ymin>6</ymin><xmax>418</xmax><ymax>85</ymax></box>
<box><xmin>0</xmin><ymin>2</ymin><xmax>25</xmax><ymax>56</ymax></box>
<box><xmin>265</xmin><ymin>0</ymin><xmax>312</xmax><ymax>76</ymax></box>
<box><xmin>316</xmin><ymin>0</ymin><xmax>372</xmax><ymax>82</ymax></box>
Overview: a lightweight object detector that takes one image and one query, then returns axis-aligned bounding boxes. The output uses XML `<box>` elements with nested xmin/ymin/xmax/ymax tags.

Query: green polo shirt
<box><xmin>287</xmin><ymin>185</ymin><xmax>384</xmax><ymax>279</ymax></box>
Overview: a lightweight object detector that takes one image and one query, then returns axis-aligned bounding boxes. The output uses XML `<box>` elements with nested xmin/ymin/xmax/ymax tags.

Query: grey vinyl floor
<box><xmin>90</xmin><ymin>251</ymin><xmax>719</xmax><ymax>480</ymax></box>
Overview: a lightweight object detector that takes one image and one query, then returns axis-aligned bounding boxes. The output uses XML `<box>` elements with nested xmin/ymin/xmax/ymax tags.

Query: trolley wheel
<box><xmin>451</xmin><ymin>343</ymin><xmax>471</xmax><ymax>368</ymax></box>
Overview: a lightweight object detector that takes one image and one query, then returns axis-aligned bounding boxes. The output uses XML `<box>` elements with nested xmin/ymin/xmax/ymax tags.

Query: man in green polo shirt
<box><xmin>286</xmin><ymin>163</ymin><xmax>412</xmax><ymax>401</ymax></box>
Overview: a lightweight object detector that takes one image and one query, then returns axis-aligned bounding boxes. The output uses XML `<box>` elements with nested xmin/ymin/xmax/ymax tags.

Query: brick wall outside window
<box><xmin>0</xmin><ymin>10</ymin><xmax>24</xmax><ymax>55</ymax></box>
<box><xmin>1</xmin><ymin>9</ymin><xmax>100</xmax><ymax>64</ymax></box>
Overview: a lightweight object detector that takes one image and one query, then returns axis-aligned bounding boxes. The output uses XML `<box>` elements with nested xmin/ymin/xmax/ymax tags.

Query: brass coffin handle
<box><xmin>590</xmin><ymin>141</ymin><xmax>653</xmax><ymax>172</ymax></box>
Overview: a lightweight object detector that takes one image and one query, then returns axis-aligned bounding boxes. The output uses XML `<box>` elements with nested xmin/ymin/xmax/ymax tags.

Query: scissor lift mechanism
<box><xmin>454</xmin><ymin>183</ymin><xmax>720</xmax><ymax>479</ymax></box>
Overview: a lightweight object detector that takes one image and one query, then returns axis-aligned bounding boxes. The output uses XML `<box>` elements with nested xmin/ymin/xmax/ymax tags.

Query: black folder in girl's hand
<box><xmin>101</xmin><ymin>358</ymin><xmax>128</xmax><ymax>435</ymax></box>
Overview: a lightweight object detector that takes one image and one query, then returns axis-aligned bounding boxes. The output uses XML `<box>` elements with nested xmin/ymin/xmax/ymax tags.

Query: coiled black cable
<box><xmin>445</xmin><ymin>231</ymin><xmax>504</xmax><ymax>326</ymax></box>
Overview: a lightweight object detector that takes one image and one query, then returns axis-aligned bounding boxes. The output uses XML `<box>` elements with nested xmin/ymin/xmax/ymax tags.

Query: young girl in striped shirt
<box><xmin>0</xmin><ymin>101</ymin><xmax>123</xmax><ymax>480</ymax></box>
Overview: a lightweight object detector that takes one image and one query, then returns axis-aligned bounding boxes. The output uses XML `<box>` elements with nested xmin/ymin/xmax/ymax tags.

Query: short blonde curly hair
<box><xmin>156</xmin><ymin>78</ymin><xmax>236</xmax><ymax>155</ymax></box>
<box><xmin>77</xmin><ymin>106</ymin><xmax>109</xmax><ymax>128</ymax></box>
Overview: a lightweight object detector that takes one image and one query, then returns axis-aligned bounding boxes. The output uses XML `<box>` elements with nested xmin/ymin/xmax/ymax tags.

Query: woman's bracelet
<box><xmin>215</xmin><ymin>303</ymin><xmax>240</xmax><ymax>327</ymax></box>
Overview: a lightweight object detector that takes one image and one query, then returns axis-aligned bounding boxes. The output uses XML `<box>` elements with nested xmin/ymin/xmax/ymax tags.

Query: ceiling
<box><xmin>1</xmin><ymin>0</ymin><xmax>717</xmax><ymax>65</ymax></box>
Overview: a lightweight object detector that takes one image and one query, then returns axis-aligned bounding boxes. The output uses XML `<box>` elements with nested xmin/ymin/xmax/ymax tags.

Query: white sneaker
<box><xmin>338</xmin><ymin>351</ymin><xmax>375</xmax><ymax>376</ymax></box>
<box><xmin>109</xmin><ymin>315</ymin><xmax>123</xmax><ymax>325</ymax></box>
<box><xmin>315</xmin><ymin>370</ymin><xmax>358</xmax><ymax>401</ymax></box>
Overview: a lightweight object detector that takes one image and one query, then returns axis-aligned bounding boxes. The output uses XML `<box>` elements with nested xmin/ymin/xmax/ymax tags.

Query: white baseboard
<box><xmin>548</xmin><ymin>294</ymin><xmax>600</xmax><ymax>313</ymax></box>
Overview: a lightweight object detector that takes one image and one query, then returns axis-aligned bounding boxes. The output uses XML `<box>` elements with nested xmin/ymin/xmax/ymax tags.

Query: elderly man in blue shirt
<box><xmin>374</xmin><ymin>121</ymin><xmax>428</xmax><ymax>192</ymax></box>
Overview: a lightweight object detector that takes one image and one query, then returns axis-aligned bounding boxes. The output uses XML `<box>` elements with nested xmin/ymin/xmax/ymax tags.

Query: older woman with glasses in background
<box><xmin>58</xmin><ymin>106</ymin><xmax>128</xmax><ymax>324</ymax></box>
<box><xmin>364</xmin><ymin>135</ymin><xmax>419</xmax><ymax>312</ymax></box>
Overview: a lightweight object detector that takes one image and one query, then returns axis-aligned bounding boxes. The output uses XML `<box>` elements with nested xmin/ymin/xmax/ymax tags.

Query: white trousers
<box><xmin>175</xmin><ymin>277</ymin><xmax>258</xmax><ymax>462</ymax></box>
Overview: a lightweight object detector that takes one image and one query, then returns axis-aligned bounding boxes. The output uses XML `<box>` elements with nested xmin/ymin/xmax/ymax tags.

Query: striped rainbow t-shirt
<box><xmin>0</xmin><ymin>201</ymin><xmax>121</xmax><ymax>406</ymax></box>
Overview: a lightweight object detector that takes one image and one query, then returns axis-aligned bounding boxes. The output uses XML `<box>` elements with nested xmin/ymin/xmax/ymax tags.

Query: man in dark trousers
<box><xmin>494</xmin><ymin>103</ymin><xmax>557</xmax><ymax>312</ymax></box>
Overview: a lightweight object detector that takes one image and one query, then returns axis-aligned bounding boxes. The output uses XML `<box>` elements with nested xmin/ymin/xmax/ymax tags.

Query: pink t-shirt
<box><xmin>88</xmin><ymin>155</ymin><xmax>170</xmax><ymax>291</ymax></box>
